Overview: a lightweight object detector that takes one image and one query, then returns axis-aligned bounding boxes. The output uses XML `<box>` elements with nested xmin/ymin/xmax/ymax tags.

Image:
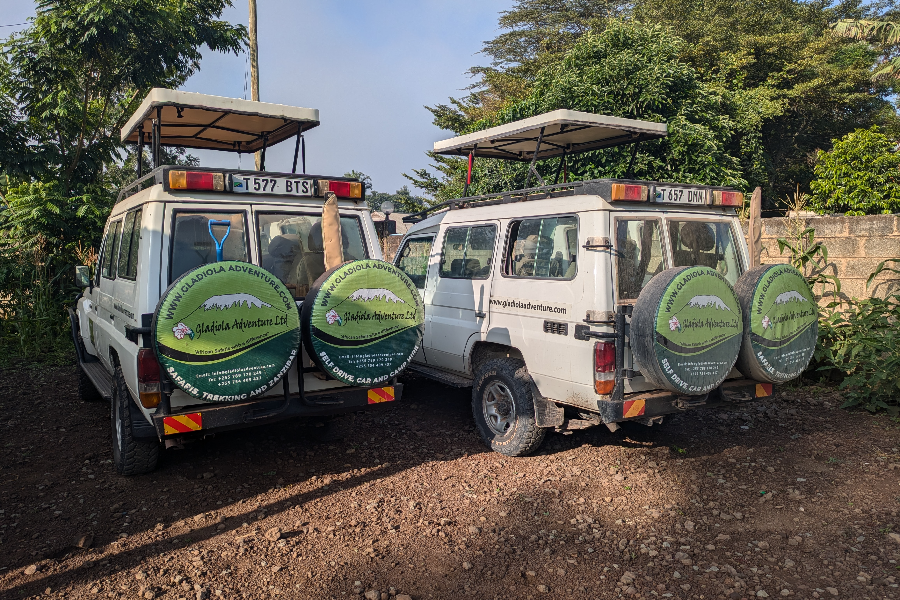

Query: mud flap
<box><xmin>531</xmin><ymin>382</ymin><xmax>564</xmax><ymax>428</ymax></box>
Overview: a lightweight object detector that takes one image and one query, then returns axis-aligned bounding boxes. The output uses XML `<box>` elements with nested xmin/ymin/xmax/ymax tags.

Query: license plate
<box><xmin>231</xmin><ymin>175</ymin><xmax>314</xmax><ymax>196</ymax></box>
<box><xmin>653</xmin><ymin>186</ymin><xmax>707</xmax><ymax>205</ymax></box>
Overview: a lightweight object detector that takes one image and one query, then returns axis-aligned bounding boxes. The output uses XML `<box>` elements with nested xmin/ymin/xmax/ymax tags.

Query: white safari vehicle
<box><xmin>70</xmin><ymin>90</ymin><xmax>423</xmax><ymax>474</ymax></box>
<box><xmin>394</xmin><ymin>110</ymin><xmax>818</xmax><ymax>456</ymax></box>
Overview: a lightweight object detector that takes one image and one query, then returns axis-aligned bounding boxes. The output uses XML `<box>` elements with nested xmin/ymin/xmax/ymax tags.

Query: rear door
<box><xmin>425</xmin><ymin>222</ymin><xmax>499</xmax><ymax>372</ymax></box>
<box><xmin>611</xmin><ymin>212</ymin><xmax>668</xmax><ymax>392</ymax></box>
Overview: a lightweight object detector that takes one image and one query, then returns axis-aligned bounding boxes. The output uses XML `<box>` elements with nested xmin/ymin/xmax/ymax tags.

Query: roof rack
<box><xmin>402</xmin><ymin>178</ymin><xmax>737</xmax><ymax>223</ymax></box>
<box><xmin>119</xmin><ymin>88</ymin><xmax>320</xmax><ymax>181</ymax></box>
<box><xmin>433</xmin><ymin>110</ymin><xmax>667</xmax><ymax>195</ymax></box>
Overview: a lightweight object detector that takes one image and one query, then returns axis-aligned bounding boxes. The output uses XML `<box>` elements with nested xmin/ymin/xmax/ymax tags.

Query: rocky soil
<box><xmin>1</xmin><ymin>363</ymin><xmax>899</xmax><ymax>600</ymax></box>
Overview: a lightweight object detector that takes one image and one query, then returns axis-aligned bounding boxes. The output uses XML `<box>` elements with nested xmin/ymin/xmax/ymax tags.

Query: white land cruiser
<box><xmin>70</xmin><ymin>90</ymin><xmax>423</xmax><ymax>475</ymax></box>
<box><xmin>394</xmin><ymin>110</ymin><xmax>818</xmax><ymax>456</ymax></box>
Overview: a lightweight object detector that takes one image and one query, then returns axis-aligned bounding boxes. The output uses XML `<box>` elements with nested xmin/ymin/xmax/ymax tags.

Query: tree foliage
<box><xmin>0</xmin><ymin>0</ymin><xmax>246</xmax><ymax>359</ymax></box>
<box><xmin>412</xmin><ymin>0</ymin><xmax>900</xmax><ymax>208</ymax></box>
<box><xmin>808</xmin><ymin>126</ymin><xmax>900</xmax><ymax>215</ymax></box>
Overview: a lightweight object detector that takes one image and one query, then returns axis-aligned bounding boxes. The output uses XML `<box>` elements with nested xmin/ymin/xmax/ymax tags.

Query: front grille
<box><xmin>543</xmin><ymin>321</ymin><xmax>568</xmax><ymax>336</ymax></box>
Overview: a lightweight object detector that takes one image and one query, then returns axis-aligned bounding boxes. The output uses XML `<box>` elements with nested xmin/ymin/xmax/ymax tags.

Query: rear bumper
<box><xmin>597</xmin><ymin>379</ymin><xmax>771</xmax><ymax>424</ymax></box>
<box><xmin>149</xmin><ymin>384</ymin><xmax>402</xmax><ymax>439</ymax></box>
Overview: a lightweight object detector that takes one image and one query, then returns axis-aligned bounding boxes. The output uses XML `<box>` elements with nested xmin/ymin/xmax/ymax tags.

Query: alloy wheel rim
<box><xmin>482</xmin><ymin>381</ymin><xmax>515</xmax><ymax>435</ymax></box>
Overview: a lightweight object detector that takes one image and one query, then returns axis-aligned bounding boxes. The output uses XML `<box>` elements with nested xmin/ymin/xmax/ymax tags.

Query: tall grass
<box><xmin>0</xmin><ymin>237</ymin><xmax>72</xmax><ymax>363</ymax></box>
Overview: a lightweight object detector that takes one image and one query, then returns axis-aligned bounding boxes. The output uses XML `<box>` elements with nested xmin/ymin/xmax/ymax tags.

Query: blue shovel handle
<box><xmin>208</xmin><ymin>220</ymin><xmax>231</xmax><ymax>262</ymax></box>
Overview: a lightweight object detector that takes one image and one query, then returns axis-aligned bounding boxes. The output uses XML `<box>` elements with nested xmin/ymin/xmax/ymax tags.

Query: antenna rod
<box><xmin>249</xmin><ymin>0</ymin><xmax>262</xmax><ymax>170</ymax></box>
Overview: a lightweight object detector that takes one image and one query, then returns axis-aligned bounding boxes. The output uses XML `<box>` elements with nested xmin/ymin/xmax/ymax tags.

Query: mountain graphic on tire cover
<box><xmin>734</xmin><ymin>264</ymin><xmax>818</xmax><ymax>383</ymax></box>
<box><xmin>631</xmin><ymin>266</ymin><xmax>743</xmax><ymax>395</ymax></box>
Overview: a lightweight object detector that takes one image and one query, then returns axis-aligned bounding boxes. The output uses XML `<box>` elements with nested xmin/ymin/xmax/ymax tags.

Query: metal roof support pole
<box><xmin>625</xmin><ymin>141</ymin><xmax>641</xmax><ymax>180</ymax></box>
<box><xmin>291</xmin><ymin>128</ymin><xmax>302</xmax><ymax>174</ymax></box>
<box><xmin>259</xmin><ymin>135</ymin><xmax>269</xmax><ymax>171</ymax></box>
<box><xmin>137</xmin><ymin>124</ymin><xmax>144</xmax><ymax>179</ymax></box>
<box><xmin>525</xmin><ymin>127</ymin><xmax>546</xmax><ymax>189</ymax></box>
<box><xmin>552</xmin><ymin>149</ymin><xmax>567</xmax><ymax>185</ymax></box>
<box><xmin>462</xmin><ymin>143</ymin><xmax>478</xmax><ymax>198</ymax></box>
<box><xmin>150</xmin><ymin>108</ymin><xmax>162</xmax><ymax>169</ymax></box>
<box><xmin>301</xmin><ymin>136</ymin><xmax>306</xmax><ymax>174</ymax></box>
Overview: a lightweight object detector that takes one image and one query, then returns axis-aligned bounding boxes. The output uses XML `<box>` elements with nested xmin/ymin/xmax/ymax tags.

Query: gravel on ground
<box><xmin>1</xmin><ymin>363</ymin><xmax>899</xmax><ymax>600</ymax></box>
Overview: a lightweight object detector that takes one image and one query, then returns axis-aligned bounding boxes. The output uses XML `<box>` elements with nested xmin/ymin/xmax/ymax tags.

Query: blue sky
<box><xmin>0</xmin><ymin>0</ymin><xmax>512</xmax><ymax>194</ymax></box>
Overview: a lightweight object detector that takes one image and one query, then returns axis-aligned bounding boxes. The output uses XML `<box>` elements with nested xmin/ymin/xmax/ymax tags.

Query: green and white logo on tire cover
<box><xmin>746</xmin><ymin>265</ymin><xmax>817</xmax><ymax>381</ymax></box>
<box><xmin>302</xmin><ymin>260</ymin><xmax>423</xmax><ymax>386</ymax></box>
<box><xmin>654</xmin><ymin>266</ymin><xmax>743</xmax><ymax>394</ymax></box>
<box><xmin>153</xmin><ymin>261</ymin><xmax>301</xmax><ymax>402</ymax></box>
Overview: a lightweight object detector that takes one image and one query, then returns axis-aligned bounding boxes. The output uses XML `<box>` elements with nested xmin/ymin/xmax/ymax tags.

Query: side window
<box><xmin>100</xmin><ymin>219</ymin><xmax>123</xmax><ymax>280</ymax></box>
<box><xmin>439</xmin><ymin>225</ymin><xmax>496</xmax><ymax>280</ymax></box>
<box><xmin>170</xmin><ymin>212</ymin><xmax>248</xmax><ymax>283</ymax></box>
<box><xmin>667</xmin><ymin>220</ymin><xmax>742</xmax><ymax>286</ymax></box>
<box><xmin>117</xmin><ymin>209</ymin><xmax>142</xmax><ymax>280</ymax></box>
<box><xmin>615</xmin><ymin>218</ymin><xmax>664</xmax><ymax>301</ymax></box>
<box><xmin>506</xmin><ymin>215</ymin><xmax>578</xmax><ymax>279</ymax></box>
<box><xmin>395</xmin><ymin>236</ymin><xmax>434</xmax><ymax>289</ymax></box>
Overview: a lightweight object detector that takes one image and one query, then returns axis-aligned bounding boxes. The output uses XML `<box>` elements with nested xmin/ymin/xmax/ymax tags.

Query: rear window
<box><xmin>615</xmin><ymin>218</ymin><xmax>664</xmax><ymax>301</ymax></box>
<box><xmin>667</xmin><ymin>220</ymin><xmax>742</xmax><ymax>285</ymax></box>
<box><xmin>170</xmin><ymin>212</ymin><xmax>248</xmax><ymax>283</ymax></box>
<box><xmin>257</xmin><ymin>213</ymin><xmax>368</xmax><ymax>299</ymax></box>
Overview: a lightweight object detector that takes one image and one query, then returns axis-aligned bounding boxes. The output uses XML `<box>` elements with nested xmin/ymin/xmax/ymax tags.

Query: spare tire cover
<box><xmin>153</xmin><ymin>261</ymin><xmax>301</xmax><ymax>402</ymax></box>
<box><xmin>301</xmin><ymin>259</ymin><xmax>424</xmax><ymax>386</ymax></box>
<box><xmin>631</xmin><ymin>266</ymin><xmax>743</xmax><ymax>395</ymax></box>
<box><xmin>734</xmin><ymin>264</ymin><xmax>818</xmax><ymax>383</ymax></box>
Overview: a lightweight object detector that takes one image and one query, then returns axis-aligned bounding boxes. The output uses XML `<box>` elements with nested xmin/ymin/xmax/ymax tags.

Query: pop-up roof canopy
<box><xmin>433</xmin><ymin>109</ymin><xmax>667</xmax><ymax>161</ymax></box>
<box><xmin>120</xmin><ymin>88</ymin><xmax>319</xmax><ymax>153</ymax></box>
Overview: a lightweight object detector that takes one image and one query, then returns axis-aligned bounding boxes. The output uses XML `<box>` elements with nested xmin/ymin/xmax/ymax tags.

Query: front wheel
<box><xmin>471</xmin><ymin>358</ymin><xmax>546</xmax><ymax>456</ymax></box>
<box><xmin>111</xmin><ymin>366</ymin><xmax>159</xmax><ymax>476</ymax></box>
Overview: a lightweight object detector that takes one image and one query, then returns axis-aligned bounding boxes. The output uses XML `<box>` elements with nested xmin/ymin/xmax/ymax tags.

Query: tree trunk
<box><xmin>249</xmin><ymin>0</ymin><xmax>262</xmax><ymax>171</ymax></box>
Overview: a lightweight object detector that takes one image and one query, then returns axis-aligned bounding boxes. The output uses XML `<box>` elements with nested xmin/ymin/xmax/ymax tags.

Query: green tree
<box><xmin>416</xmin><ymin>0</ymin><xmax>900</xmax><ymax>208</ymax></box>
<box><xmin>1</xmin><ymin>0</ymin><xmax>246</xmax><ymax>194</ymax></box>
<box><xmin>408</xmin><ymin>21</ymin><xmax>750</xmax><ymax>198</ymax></box>
<box><xmin>809</xmin><ymin>126</ymin><xmax>900</xmax><ymax>215</ymax></box>
<box><xmin>0</xmin><ymin>0</ymin><xmax>246</xmax><ymax>359</ymax></box>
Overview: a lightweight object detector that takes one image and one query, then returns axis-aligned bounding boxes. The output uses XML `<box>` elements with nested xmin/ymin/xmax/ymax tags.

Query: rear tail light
<box><xmin>169</xmin><ymin>170</ymin><xmax>226</xmax><ymax>191</ymax></box>
<box><xmin>137</xmin><ymin>349</ymin><xmax>162</xmax><ymax>408</ymax></box>
<box><xmin>610</xmin><ymin>183</ymin><xmax>648</xmax><ymax>202</ymax></box>
<box><xmin>594</xmin><ymin>341</ymin><xmax>616</xmax><ymax>395</ymax></box>
<box><xmin>712</xmin><ymin>190</ymin><xmax>744</xmax><ymax>207</ymax></box>
<box><xmin>318</xmin><ymin>179</ymin><xmax>362</xmax><ymax>199</ymax></box>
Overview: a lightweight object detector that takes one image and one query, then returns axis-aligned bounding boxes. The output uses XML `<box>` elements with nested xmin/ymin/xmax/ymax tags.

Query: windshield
<box><xmin>257</xmin><ymin>213</ymin><xmax>368</xmax><ymax>299</ymax></box>
<box><xmin>667</xmin><ymin>220</ymin><xmax>742</xmax><ymax>285</ymax></box>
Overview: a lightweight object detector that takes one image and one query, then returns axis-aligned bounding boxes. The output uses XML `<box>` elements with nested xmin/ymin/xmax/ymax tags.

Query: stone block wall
<box><xmin>748</xmin><ymin>215</ymin><xmax>900</xmax><ymax>300</ymax></box>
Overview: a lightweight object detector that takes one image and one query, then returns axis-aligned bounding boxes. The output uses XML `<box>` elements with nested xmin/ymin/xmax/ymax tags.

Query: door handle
<box><xmin>475</xmin><ymin>311</ymin><xmax>487</xmax><ymax>318</ymax></box>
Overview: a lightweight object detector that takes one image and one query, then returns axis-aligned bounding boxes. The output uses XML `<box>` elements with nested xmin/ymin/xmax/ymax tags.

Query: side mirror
<box><xmin>75</xmin><ymin>265</ymin><xmax>91</xmax><ymax>288</ymax></box>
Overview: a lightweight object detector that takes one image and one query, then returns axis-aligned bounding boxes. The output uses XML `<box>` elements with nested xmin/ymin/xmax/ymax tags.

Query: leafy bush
<box><xmin>815</xmin><ymin>291</ymin><xmax>900</xmax><ymax>415</ymax></box>
<box><xmin>809</xmin><ymin>126</ymin><xmax>900</xmax><ymax>215</ymax></box>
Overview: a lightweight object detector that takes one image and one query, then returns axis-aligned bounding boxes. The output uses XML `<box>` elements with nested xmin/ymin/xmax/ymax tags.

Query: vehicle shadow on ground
<box><xmin>0</xmin><ymin>375</ymin><xmax>864</xmax><ymax>600</ymax></box>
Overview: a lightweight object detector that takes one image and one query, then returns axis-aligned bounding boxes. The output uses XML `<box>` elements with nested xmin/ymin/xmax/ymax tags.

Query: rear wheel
<box><xmin>472</xmin><ymin>358</ymin><xmax>546</xmax><ymax>456</ymax></box>
<box><xmin>110</xmin><ymin>366</ymin><xmax>159</xmax><ymax>476</ymax></box>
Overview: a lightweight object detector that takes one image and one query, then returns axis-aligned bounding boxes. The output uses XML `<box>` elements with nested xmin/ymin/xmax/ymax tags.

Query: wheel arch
<box><xmin>469</xmin><ymin>341</ymin><xmax>525</xmax><ymax>375</ymax></box>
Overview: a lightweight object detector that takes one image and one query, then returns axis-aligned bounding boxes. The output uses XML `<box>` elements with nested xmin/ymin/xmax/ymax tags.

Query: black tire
<box><xmin>111</xmin><ymin>366</ymin><xmax>159</xmax><ymax>476</ymax></box>
<box><xmin>77</xmin><ymin>362</ymin><xmax>103</xmax><ymax>402</ymax></box>
<box><xmin>471</xmin><ymin>358</ymin><xmax>546</xmax><ymax>457</ymax></box>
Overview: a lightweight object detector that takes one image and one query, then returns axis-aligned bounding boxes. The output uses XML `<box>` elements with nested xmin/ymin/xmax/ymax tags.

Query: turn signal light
<box><xmin>594</xmin><ymin>341</ymin><xmax>616</xmax><ymax>395</ymax></box>
<box><xmin>610</xmin><ymin>183</ymin><xmax>648</xmax><ymax>202</ymax></box>
<box><xmin>318</xmin><ymin>180</ymin><xmax>362</xmax><ymax>199</ymax></box>
<box><xmin>137</xmin><ymin>348</ymin><xmax>162</xmax><ymax>408</ymax></box>
<box><xmin>169</xmin><ymin>170</ymin><xmax>226</xmax><ymax>191</ymax></box>
<box><xmin>712</xmin><ymin>190</ymin><xmax>744</xmax><ymax>207</ymax></box>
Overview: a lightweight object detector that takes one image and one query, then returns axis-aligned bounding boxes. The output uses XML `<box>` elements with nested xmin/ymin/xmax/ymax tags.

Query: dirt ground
<box><xmin>1</xmin><ymin>362</ymin><xmax>900</xmax><ymax>600</ymax></box>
